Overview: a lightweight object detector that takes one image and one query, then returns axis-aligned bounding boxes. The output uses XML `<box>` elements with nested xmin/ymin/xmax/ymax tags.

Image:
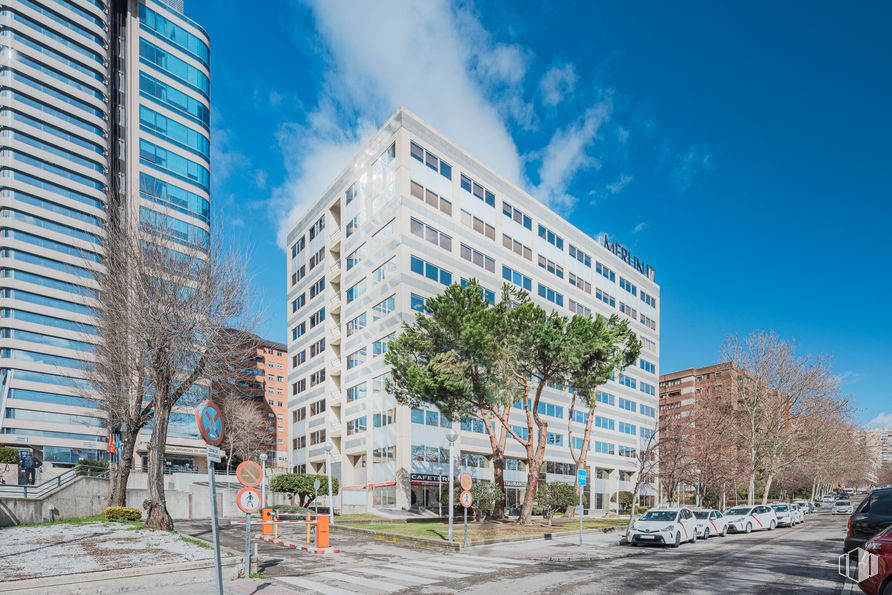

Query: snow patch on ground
<box><xmin>0</xmin><ymin>522</ymin><xmax>214</xmax><ymax>581</ymax></box>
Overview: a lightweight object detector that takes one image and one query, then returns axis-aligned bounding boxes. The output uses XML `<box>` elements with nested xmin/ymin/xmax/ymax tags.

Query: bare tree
<box><xmin>625</xmin><ymin>432</ymin><xmax>659</xmax><ymax>536</ymax></box>
<box><xmin>94</xmin><ymin>215</ymin><xmax>256</xmax><ymax>530</ymax></box>
<box><xmin>219</xmin><ymin>395</ymin><xmax>272</xmax><ymax>475</ymax></box>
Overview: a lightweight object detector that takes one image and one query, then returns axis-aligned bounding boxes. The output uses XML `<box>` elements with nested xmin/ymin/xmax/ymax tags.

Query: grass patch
<box><xmin>177</xmin><ymin>534</ymin><xmax>212</xmax><ymax>549</ymax></box>
<box><xmin>337</xmin><ymin>513</ymin><xmax>388</xmax><ymax>522</ymax></box>
<box><xmin>6</xmin><ymin>513</ymin><xmax>108</xmax><ymax>528</ymax></box>
<box><xmin>346</xmin><ymin>517</ymin><xmax>627</xmax><ymax>543</ymax></box>
<box><xmin>249</xmin><ymin>571</ymin><xmax>265</xmax><ymax>579</ymax></box>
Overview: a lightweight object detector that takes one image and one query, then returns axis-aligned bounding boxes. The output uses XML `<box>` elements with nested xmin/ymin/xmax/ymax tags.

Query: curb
<box><xmin>333</xmin><ymin>523</ymin><xmax>461</xmax><ymax>553</ymax></box>
<box><xmin>254</xmin><ymin>533</ymin><xmax>341</xmax><ymax>554</ymax></box>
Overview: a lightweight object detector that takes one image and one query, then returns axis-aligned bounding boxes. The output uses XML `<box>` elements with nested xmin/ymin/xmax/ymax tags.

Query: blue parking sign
<box><xmin>577</xmin><ymin>469</ymin><xmax>587</xmax><ymax>486</ymax></box>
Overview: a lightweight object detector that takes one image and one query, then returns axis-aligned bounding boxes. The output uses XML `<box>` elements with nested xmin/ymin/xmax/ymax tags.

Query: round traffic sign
<box><xmin>236</xmin><ymin>460</ymin><xmax>263</xmax><ymax>487</ymax></box>
<box><xmin>236</xmin><ymin>486</ymin><xmax>261</xmax><ymax>514</ymax></box>
<box><xmin>460</xmin><ymin>490</ymin><xmax>473</xmax><ymax>508</ymax></box>
<box><xmin>459</xmin><ymin>473</ymin><xmax>473</xmax><ymax>491</ymax></box>
<box><xmin>195</xmin><ymin>401</ymin><xmax>224</xmax><ymax>446</ymax></box>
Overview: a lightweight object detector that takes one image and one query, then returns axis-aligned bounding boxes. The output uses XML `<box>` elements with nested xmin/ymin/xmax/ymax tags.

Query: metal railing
<box><xmin>0</xmin><ymin>467</ymin><xmax>109</xmax><ymax>499</ymax></box>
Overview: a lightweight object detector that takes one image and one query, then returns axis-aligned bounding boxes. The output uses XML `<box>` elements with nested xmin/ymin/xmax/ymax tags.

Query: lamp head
<box><xmin>446</xmin><ymin>429</ymin><xmax>458</xmax><ymax>444</ymax></box>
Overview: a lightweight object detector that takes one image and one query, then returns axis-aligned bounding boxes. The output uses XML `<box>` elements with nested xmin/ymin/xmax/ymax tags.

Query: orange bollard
<box><xmin>316</xmin><ymin>513</ymin><xmax>329</xmax><ymax>548</ymax></box>
<box><xmin>306</xmin><ymin>512</ymin><xmax>312</xmax><ymax>545</ymax></box>
<box><xmin>261</xmin><ymin>508</ymin><xmax>274</xmax><ymax>536</ymax></box>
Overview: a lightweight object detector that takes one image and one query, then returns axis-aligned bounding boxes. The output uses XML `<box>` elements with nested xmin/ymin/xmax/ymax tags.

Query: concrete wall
<box><xmin>0</xmin><ymin>476</ymin><xmax>108</xmax><ymax>526</ymax></box>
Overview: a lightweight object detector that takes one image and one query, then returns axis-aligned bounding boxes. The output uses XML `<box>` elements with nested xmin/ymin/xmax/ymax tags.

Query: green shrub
<box><xmin>0</xmin><ymin>446</ymin><xmax>19</xmax><ymax>465</ymax></box>
<box><xmin>104</xmin><ymin>506</ymin><xmax>142</xmax><ymax>522</ymax></box>
<box><xmin>269</xmin><ymin>473</ymin><xmax>339</xmax><ymax>507</ymax></box>
<box><xmin>75</xmin><ymin>459</ymin><xmax>108</xmax><ymax>476</ymax></box>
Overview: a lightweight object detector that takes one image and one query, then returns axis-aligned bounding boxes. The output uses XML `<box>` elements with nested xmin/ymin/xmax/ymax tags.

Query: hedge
<box><xmin>104</xmin><ymin>506</ymin><xmax>142</xmax><ymax>522</ymax></box>
<box><xmin>0</xmin><ymin>446</ymin><xmax>19</xmax><ymax>465</ymax></box>
<box><xmin>75</xmin><ymin>459</ymin><xmax>109</xmax><ymax>476</ymax></box>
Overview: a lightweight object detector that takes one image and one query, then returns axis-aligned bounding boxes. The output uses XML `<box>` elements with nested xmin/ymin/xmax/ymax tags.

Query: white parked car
<box><xmin>794</xmin><ymin>499</ymin><xmax>813</xmax><ymax>514</ymax></box>
<box><xmin>692</xmin><ymin>509</ymin><xmax>729</xmax><ymax>538</ymax></box>
<box><xmin>770</xmin><ymin>503</ymin><xmax>795</xmax><ymax>527</ymax></box>
<box><xmin>629</xmin><ymin>507</ymin><xmax>699</xmax><ymax>547</ymax></box>
<box><xmin>723</xmin><ymin>505</ymin><xmax>778</xmax><ymax>533</ymax></box>
<box><xmin>832</xmin><ymin>500</ymin><xmax>854</xmax><ymax>515</ymax></box>
<box><xmin>789</xmin><ymin>503</ymin><xmax>804</xmax><ymax>523</ymax></box>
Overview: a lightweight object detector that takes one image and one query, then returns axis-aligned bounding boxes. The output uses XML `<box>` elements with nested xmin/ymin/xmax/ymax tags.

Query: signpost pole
<box><xmin>244</xmin><ymin>513</ymin><xmax>251</xmax><ymax>578</ymax></box>
<box><xmin>578</xmin><ymin>489</ymin><xmax>583</xmax><ymax>547</ymax></box>
<box><xmin>207</xmin><ymin>454</ymin><xmax>223</xmax><ymax>595</ymax></box>
<box><xmin>577</xmin><ymin>469</ymin><xmax>587</xmax><ymax>547</ymax></box>
<box><xmin>463</xmin><ymin>506</ymin><xmax>468</xmax><ymax>549</ymax></box>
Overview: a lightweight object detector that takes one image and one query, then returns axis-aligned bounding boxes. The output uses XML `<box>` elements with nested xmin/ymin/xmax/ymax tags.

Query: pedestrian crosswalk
<box><xmin>277</xmin><ymin>553</ymin><xmax>535</xmax><ymax>594</ymax></box>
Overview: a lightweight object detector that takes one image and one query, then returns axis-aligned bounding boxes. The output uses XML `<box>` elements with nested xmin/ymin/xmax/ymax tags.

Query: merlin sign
<box><xmin>601</xmin><ymin>236</ymin><xmax>654</xmax><ymax>280</ymax></box>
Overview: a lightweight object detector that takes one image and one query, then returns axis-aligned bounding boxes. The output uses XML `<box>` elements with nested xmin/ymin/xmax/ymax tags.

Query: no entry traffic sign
<box><xmin>236</xmin><ymin>460</ymin><xmax>263</xmax><ymax>487</ymax></box>
<box><xmin>195</xmin><ymin>401</ymin><xmax>224</xmax><ymax>446</ymax></box>
<box><xmin>459</xmin><ymin>473</ymin><xmax>473</xmax><ymax>491</ymax></box>
<box><xmin>236</xmin><ymin>486</ymin><xmax>261</xmax><ymax>514</ymax></box>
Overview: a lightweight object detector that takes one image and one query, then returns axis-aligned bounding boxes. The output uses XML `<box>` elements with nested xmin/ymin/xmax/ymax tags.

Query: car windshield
<box><xmin>772</xmin><ymin>505</ymin><xmax>788</xmax><ymax>511</ymax></box>
<box><xmin>693</xmin><ymin>511</ymin><xmax>710</xmax><ymax>519</ymax></box>
<box><xmin>836</xmin><ymin>501</ymin><xmax>850</xmax><ymax>506</ymax></box>
<box><xmin>726</xmin><ymin>507</ymin><xmax>751</xmax><ymax>516</ymax></box>
<box><xmin>639</xmin><ymin>510</ymin><xmax>677</xmax><ymax>522</ymax></box>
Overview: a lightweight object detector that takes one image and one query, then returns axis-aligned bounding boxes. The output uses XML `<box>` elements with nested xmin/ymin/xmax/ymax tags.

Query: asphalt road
<box><xmin>458</xmin><ymin>512</ymin><xmax>850</xmax><ymax>595</ymax></box>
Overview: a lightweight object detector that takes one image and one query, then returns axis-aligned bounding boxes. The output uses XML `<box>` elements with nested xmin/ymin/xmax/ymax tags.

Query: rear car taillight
<box><xmin>847</xmin><ymin>516</ymin><xmax>853</xmax><ymax>538</ymax></box>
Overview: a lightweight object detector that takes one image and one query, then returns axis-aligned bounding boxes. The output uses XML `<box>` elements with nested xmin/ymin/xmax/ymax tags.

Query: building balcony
<box><xmin>327</xmin><ymin>229</ymin><xmax>341</xmax><ymax>251</ymax></box>
<box><xmin>328</xmin><ymin>325</ymin><xmax>341</xmax><ymax>346</ymax></box>
<box><xmin>329</xmin><ymin>293</ymin><xmax>341</xmax><ymax>315</ymax></box>
<box><xmin>328</xmin><ymin>259</ymin><xmax>341</xmax><ymax>283</ymax></box>
<box><xmin>327</xmin><ymin>355</ymin><xmax>341</xmax><ymax>375</ymax></box>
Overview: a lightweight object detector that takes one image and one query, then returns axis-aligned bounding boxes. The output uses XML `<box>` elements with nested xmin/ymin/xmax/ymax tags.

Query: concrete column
<box><xmin>614</xmin><ymin>468</ymin><xmax>620</xmax><ymax>515</ymax></box>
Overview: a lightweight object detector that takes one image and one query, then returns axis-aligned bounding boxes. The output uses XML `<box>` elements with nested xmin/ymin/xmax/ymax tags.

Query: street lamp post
<box><xmin>259</xmin><ymin>452</ymin><xmax>268</xmax><ymax>510</ymax></box>
<box><xmin>324</xmin><ymin>442</ymin><xmax>334</xmax><ymax>525</ymax></box>
<box><xmin>446</xmin><ymin>429</ymin><xmax>458</xmax><ymax>542</ymax></box>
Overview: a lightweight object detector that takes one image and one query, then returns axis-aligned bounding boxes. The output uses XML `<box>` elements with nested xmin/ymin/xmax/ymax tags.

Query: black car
<box><xmin>844</xmin><ymin>487</ymin><xmax>892</xmax><ymax>553</ymax></box>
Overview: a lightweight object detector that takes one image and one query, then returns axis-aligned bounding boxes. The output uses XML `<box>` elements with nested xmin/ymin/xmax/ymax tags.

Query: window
<box><xmin>619</xmin><ymin>422</ymin><xmax>636</xmax><ymax>435</ymax></box>
<box><xmin>595</xmin><ymin>441</ymin><xmax>615</xmax><ymax>455</ymax></box>
<box><xmin>372</xmin><ymin>257</ymin><xmax>396</xmax><ymax>283</ymax></box>
<box><xmin>460</xmin><ymin>279</ymin><xmax>495</xmax><ymax>304</ymax></box>
<box><xmin>460</xmin><ymin>244</ymin><xmax>496</xmax><ymax>273</ymax></box>
<box><xmin>596</xmin><ymin>288</ymin><xmax>616</xmax><ymax>308</ymax></box>
<box><xmin>372</xmin><ymin>333</ymin><xmax>394</xmax><ymax>356</ymax></box>
<box><xmin>346</xmin><ymin>280</ymin><xmax>365</xmax><ymax>303</ymax></box>
<box><xmin>460</xmin><ymin>210</ymin><xmax>495</xmax><ymax>241</ymax></box>
<box><xmin>345</xmin><ymin>214</ymin><xmax>360</xmax><ymax>237</ymax></box>
<box><xmin>346</xmin><ymin>244</ymin><xmax>365</xmax><ymax>270</ymax></box>
<box><xmin>293</xmin><ymin>350</ymin><xmax>306</xmax><ymax>367</ymax></box>
<box><xmin>537</xmin><ymin>224</ymin><xmax>564</xmax><ymax>250</ymax></box>
<box><xmin>410</xmin><ymin>218</ymin><xmax>452</xmax><ymax>251</ymax></box>
<box><xmin>294</xmin><ymin>407</ymin><xmax>306</xmax><ymax>422</ymax></box>
<box><xmin>346</xmin><ymin>382</ymin><xmax>366</xmax><ymax>401</ymax></box>
<box><xmin>546</xmin><ymin>461</ymin><xmax>576</xmax><ymax>475</ymax></box>
<box><xmin>595</xmin><ymin>415</ymin><xmax>615</xmax><ymax>430</ymax></box>
<box><xmin>641</xmin><ymin>290</ymin><xmax>657</xmax><ymax>308</ymax></box>
<box><xmin>537</xmin><ymin>401</ymin><xmax>564</xmax><ymax>418</ymax></box>
<box><xmin>410</xmin><ymin>180</ymin><xmax>452</xmax><ymax>215</ymax></box>
<box><xmin>411</xmin><ymin>408</ymin><xmax>451</xmax><ymax>428</ymax></box>
<box><xmin>570</xmin><ymin>409</ymin><xmax>589</xmax><ymax>424</ymax></box>
<box><xmin>537</xmin><ymin>283</ymin><xmax>564</xmax><ymax>306</ymax></box>
<box><xmin>620</xmin><ymin>302</ymin><xmax>638</xmax><ymax>319</ymax></box>
<box><xmin>373</xmin><ymin>409</ymin><xmax>396</xmax><ymax>428</ymax></box>
<box><xmin>411</xmin><ymin>444</ymin><xmax>449</xmax><ymax>463</ymax></box>
<box><xmin>310</xmin><ymin>430</ymin><xmax>326</xmax><ymax>445</ymax></box>
<box><xmin>597</xmin><ymin>391</ymin><xmax>615</xmax><ymax>406</ymax></box>
<box><xmin>569</xmin><ymin>299</ymin><xmax>591</xmax><ymax>317</ymax></box>
<box><xmin>460</xmin><ymin>173</ymin><xmax>495</xmax><ymax>207</ymax></box>
<box><xmin>640</xmin><ymin>359</ymin><xmax>656</xmax><ymax>374</ymax></box>
<box><xmin>309</xmin><ymin>369</ymin><xmax>326</xmax><ymax>386</ymax></box>
<box><xmin>461</xmin><ymin>453</ymin><xmax>487</xmax><ymax>468</ymax></box>
<box><xmin>596</xmin><ymin>262</ymin><xmax>615</xmax><ymax>282</ymax></box>
<box><xmin>569</xmin><ymin>245</ymin><xmax>592</xmax><ymax>267</ymax></box>
<box><xmin>640</xmin><ymin>313</ymin><xmax>657</xmax><ymax>331</ymax></box>
<box><xmin>618</xmin><ymin>445</ymin><xmax>637</xmax><ymax>458</ymax></box>
<box><xmin>372</xmin><ymin>446</ymin><xmax>396</xmax><ymax>462</ymax></box>
<box><xmin>502</xmin><ymin>234</ymin><xmax>533</xmax><ymax>260</ymax></box>
<box><xmin>346</xmin><ymin>313</ymin><xmax>367</xmax><ymax>336</ymax></box>
<box><xmin>502</xmin><ymin>265</ymin><xmax>532</xmax><ymax>291</ymax></box>
<box><xmin>619</xmin><ymin>374</ymin><xmax>637</xmax><ymax>389</ymax></box>
<box><xmin>347</xmin><ymin>417</ymin><xmax>367</xmax><ymax>435</ymax></box>
<box><xmin>309</xmin><ymin>216</ymin><xmax>325</xmax><ymax>240</ymax></box>
<box><xmin>460</xmin><ymin>418</ymin><xmax>487</xmax><ymax>434</ymax></box>
<box><xmin>545</xmin><ymin>432</ymin><xmax>563</xmax><ymax>446</ymax></box>
<box><xmin>410</xmin><ymin>256</ymin><xmax>452</xmax><ymax>285</ymax></box>
<box><xmin>640</xmin><ymin>382</ymin><xmax>656</xmax><ymax>396</ymax></box>
<box><xmin>347</xmin><ymin>347</ymin><xmax>366</xmax><ymax>369</ymax></box>
<box><xmin>292</xmin><ymin>379</ymin><xmax>306</xmax><ymax>395</ymax></box>
<box><xmin>291</xmin><ymin>236</ymin><xmax>305</xmax><ymax>258</ymax></box>
<box><xmin>568</xmin><ymin>272</ymin><xmax>591</xmax><ymax>293</ymax></box>
<box><xmin>310</xmin><ymin>400</ymin><xmax>326</xmax><ymax>416</ymax></box>
<box><xmin>291</xmin><ymin>293</ymin><xmax>305</xmax><ymax>312</ymax></box>
<box><xmin>502</xmin><ymin>201</ymin><xmax>532</xmax><ymax>230</ymax></box>
<box><xmin>410</xmin><ymin>293</ymin><xmax>428</xmax><ymax>313</ymax></box>
<box><xmin>640</xmin><ymin>427</ymin><xmax>655</xmax><ymax>439</ymax></box>
<box><xmin>291</xmin><ymin>322</ymin><xmax>305</xmax><ymax>340</ymax></box>
<box><xmin>310</xmin><ymin>277</ymin><xmax>326</xmax><ymax>299</ymax></box>
<box><xmin>371</xmin><ymin>295</ymin><xmax>395</xmax><ymax>320</ymax></box>
<box><xmin>308</xmin><ymin>247</ymin><xmax>324</xmax><ymax>270</ymax></box>
<box><xmin>291</xmin><ymin>265</ymin><xmax>305</xmax><ymax>286</ymax></box>
<box><xmin>640</xmin><ymin>405</ymin><xmax>656</xmax><ymax>418</ymax></box>
<box><xmin>538</xmin><ymin>255</ymin><xmax>564</xmax><ymax>279</ymax></box>
<box><xmin>409</xmin><ymin>141</ymin><xmax>452</xmax><ymax>179</ymax></box>
<box><xmin>618</xmin><ymin>397</ymin><xmax>636</xmax><ymax>412</ymax></box>
<box><xmin>620</xmin><ymin>277</ymin><xmax>637</xmax><ymax>296</ymax></box>
<box><xmin>309</xmin><ymin>307</ymin><xmax>325</xmax><ymax>328</ymax></box>
<box><xmin>310</xmin><ymin>338</ymin><xmax>326</xmax><ymax>358</ymax></box>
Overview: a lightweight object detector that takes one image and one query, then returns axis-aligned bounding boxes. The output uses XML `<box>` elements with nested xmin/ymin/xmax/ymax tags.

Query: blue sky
<box><xmin>189</xmin><ymin>1</ymin><xmax>891</xmax><ymax>427</ymax></box>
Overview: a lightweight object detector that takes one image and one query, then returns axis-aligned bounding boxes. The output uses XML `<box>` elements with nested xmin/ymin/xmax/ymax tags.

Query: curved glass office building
<box><xmin>0</xmin><ymin>0</ymin><xmax>211</xmax><ymax>474</ymax></box>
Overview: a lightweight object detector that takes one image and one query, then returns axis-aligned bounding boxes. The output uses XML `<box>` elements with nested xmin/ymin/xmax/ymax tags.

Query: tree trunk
<box><xmin>144</xmin><ymin>409</ymin><xmax>174</xmax><ymax>531</ymax></box>
<box><xmin>810</xmin><ymin>477</ymin><xmax>817</xmax><ymax>502</ymax></box>
<box><xmin>761</xmin><ymin>474</ymin><xmax>774</xmax><ymax>505</ymax></box>
<box><xmin>107</xmin><ymin>428</ymin><xmax>139</xmax><ymax>507</ymax></box>
<box><xmin>483</xmin><ymin>408</ymin><xmax>509</xmax><ymax>520</ymax></box>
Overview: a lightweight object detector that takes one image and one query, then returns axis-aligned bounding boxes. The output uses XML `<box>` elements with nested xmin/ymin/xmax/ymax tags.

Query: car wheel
<box><xmin>721</xmin><ymin>525</ymin><xmax>728</xmax><ymax>537</ymax></box>
<box><xmin>691</xmin><ymin>531</ymin><xmax>697</xmax><ymax>544</ymax></box>
<box><xmin>769</xmin><ymin>520</ymin><xmax>776</xmax><ymax>531</ymax></box>
<box><xmin>673</xmin><ymin>532</ymin><xmax>681</xmax><ymax>548</ymax></box>
<box><xmin>745</xmin><ymin>523</ymin><xmax>752</xmax><ymax>534</ymax></box>
<box><xmin>703</xmin><ymin>528</ymin><xmax>710</xmax><ymax>539</ymax></box>
<box><xmin>881</xmin><ymin>577</ymin><xmax>892</xmax><ymax>595</ymax></box>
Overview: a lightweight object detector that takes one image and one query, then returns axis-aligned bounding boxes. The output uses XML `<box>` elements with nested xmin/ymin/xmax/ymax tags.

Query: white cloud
<box><xmin>633</xmin><ymin>221</ymin><xmax>648</xmax><ymax>233</ymax></box>
<box><xmin>272</xmin><ymin>0</ymin><xmax>524</xmax><ymax>246</ymax></box>
<box><xmin>539</xmin><ymin>63</ymin><xmax>578</xmax><ymax>107</ymax></box>
<box><xmin>659</xmin><ymin>142</ymin><xmax>713</xmax><ymax>194</ymax></box>
<box><xmin>867</xmin><ymin>412</ymin><xmax>892</xmax><ymax>430</ymax></box>
<box><xmin>210</xmin><ymin>119</ymin><xmax>249</xmax><ymax>190</ymax></box>
<box><xmin>530</xmin><ymin>100</ymin><xmax>612</xmax><ymax>212</ymax></box>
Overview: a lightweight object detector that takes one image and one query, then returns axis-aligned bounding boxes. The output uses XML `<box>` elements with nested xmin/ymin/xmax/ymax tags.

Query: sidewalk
<box><xmin>130</xmin><ymin>578</ymin><xmax>295</xmax><ymax>595</ymax></box>
<box><xmin>464</xmin><ymin>526</ymin><xmax>642</xmax><ymax>562</ymax></box>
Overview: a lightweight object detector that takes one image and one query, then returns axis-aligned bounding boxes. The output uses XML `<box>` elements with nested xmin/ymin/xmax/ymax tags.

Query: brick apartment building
<box><xmin>659</xmin><ymin>362</ymin><xmax>737</xmax><ymax>419</ymax></box>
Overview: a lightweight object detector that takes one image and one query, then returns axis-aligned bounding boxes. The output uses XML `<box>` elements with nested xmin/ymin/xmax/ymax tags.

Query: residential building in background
<box><xmin>286</xmin><ymin>108</ymin><xmax>660</xmax><ymax>513</ymax></box>
<box><xmin>659</xmin><ymin>362</ymin><xmax>736</xmax><ymax>419</ymax></box>
<box><xmin>867</xmin><ymin>428</ymin><xmax>892</xmax><ymax>466</ymax></box>
<box><xmin>254</xmin><ymin>338</ymin><xmax>289</xmax><ymax>469</ymax></box>
<box><xmin>0</xmin><ymin>0</ymin><xmax>212</xmax><ymax>474</ymax></box>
